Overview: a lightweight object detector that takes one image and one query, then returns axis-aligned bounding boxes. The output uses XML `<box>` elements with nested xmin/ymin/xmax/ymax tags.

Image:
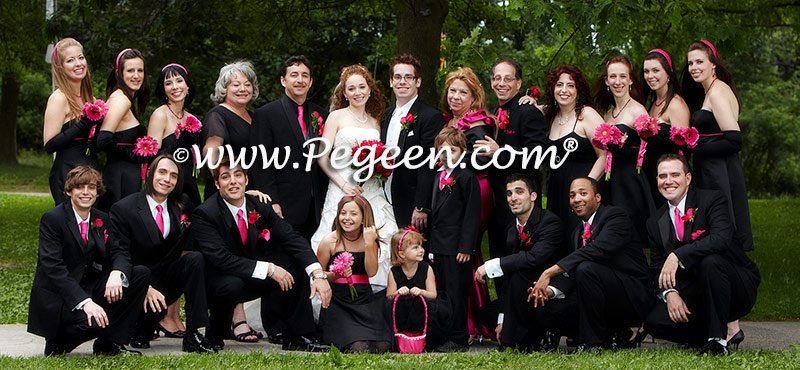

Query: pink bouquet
<box><xmin>633</xmin><ymin>114</ymin><xmax>660</xmax><ymax>173</ymax></box>
<box><xmin>591</xmin><ymin>123</ymin><xmax>627</xmax><ymax>180</ymax></box>
<box><xmin>134</xmin><ymin>136</ymin><xmax>159</xmax><ymax>181</ymax></box>
<box><xmin>670</xmin><ymin>126</ymin><xmax>699</xmax><ymax>149</ymax></box>
<box><xmin>82</xmin><ymin>99</ymin><xmax>108</xmax><ymax>121</ymax></box>
<box><xmin>175</xmin><ymin>116</ymin><xmax>202</xmax><ymax>139</ymax></box>
<box><xmin>351</xmin><ymin>140</ymin><xmax>393</xmax><ymax>182</ymax></box>
<box><xmin>329</xmin><ymin>251</ymin><xmax>357</xmax><ymax>299</ymax></box>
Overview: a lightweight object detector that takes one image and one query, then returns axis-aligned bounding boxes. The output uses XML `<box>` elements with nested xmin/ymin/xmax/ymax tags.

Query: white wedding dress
<box><xmin>310</xmin><ymin>126</ymin><xmax>398</xmax><ymax>291</ymax></box>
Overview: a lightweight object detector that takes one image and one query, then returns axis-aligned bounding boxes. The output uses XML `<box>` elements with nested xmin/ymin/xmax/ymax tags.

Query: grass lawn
<box><xmin>0</xmin><ymin>150</ymin><xmax>53</xmax><ymax>194</ymax></box>
<box><xmin>0</xmin><ymin>348</ymin><xmax>799</xmax><ymax>369</ymax></box>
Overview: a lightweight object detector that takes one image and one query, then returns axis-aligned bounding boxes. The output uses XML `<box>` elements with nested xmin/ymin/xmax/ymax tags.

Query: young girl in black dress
<box><xmin>386</xmin><ymin>227</ymin><xmax>447</xmax><ymax>351</ymax></box>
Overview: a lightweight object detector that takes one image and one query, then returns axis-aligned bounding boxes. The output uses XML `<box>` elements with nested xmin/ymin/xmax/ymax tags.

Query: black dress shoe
<box><xmin>282</xmin><ymin>336</ymin><xmax>330</xmax><ymax>352</ymax></box>
<box><xmin>541</xmin><ymin>331</ymin><xmax>560</xmax><ymax>351</ymax></box>
<box><xmin>728</xmin><ymin>330</ymin><xmax>744</xmax><ymax>350</ymax></box>
<box><xmin>434</xmin><ymin>340</ymin><xmax>468</xmax><ymax>353</ymax></box>
<box><xmin>267</xmin><ymin>332</ymin><xmax>285</xmax><ymax>345</ymax></box>
<box><xmin>129</xmin><ymin>337</ymin><xmax>151</xmax><ymax>349</ymax></box>
<box><xmin>92</xmin><ymin>339</ymin><xmax>142</xmax><ymax>356</ymax></box>
<box><xmin>183</xmin><ymin>329</ymin><xmax>217</xmax><ymax>353</ymax></box>
<box><xmin>698</xmin><ymin>340</ymin><xmax>728</xmax><ymax>356</ymax></box>
<box><xmin>44</xmin><ymin>340</ymin><xmax>68</xmax><ymax>356</ymax></box>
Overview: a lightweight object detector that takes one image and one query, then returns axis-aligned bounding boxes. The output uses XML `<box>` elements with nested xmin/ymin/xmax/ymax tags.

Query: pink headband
<box><xmin>343</xmin><ymin>194</ymin><xmax>368</xmax><ymax>208</ymax></box>
<box><xmin>162</xmin><ymin>63</ymin><xmax>188</xmax><ymax>75</ymax></box>
<box><xmin>648</xmin><ymin>49</ymin><xmax>673</xmax><ymax>69</ymax></box>
<box><xmin>115</xmin><ymin>48</ymin><xmax>132</xmax><ymax>69</ymax></box>
<box><xmin>700</xmin><ymin>40</ymin><xmax>717</xmax><ymax>57</ymax></box>
<box><xmin>397</xmin><ymin>226</ymin><xmax>420</xmax><ymax>251</ymax></box>
<box><xmin>52</xmin><ymin>40</ymin><xmax>61</xmax><ymax>64</ymax></box>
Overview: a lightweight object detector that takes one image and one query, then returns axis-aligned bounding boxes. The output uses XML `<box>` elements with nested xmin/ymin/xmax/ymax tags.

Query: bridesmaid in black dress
<box><xmin>148</xmin><ymin>63</ymin><xmax>201</xmax><ymax>206</ymax></box>
<box><xmin>593</xmin><ymin>55</ymin><xmax>655</xmax><ymax>241</ymax></box>
<box><xmin>317</xmin><ymin>195</ymin><xmax>391</xmax><ymax>352</ymax></box>
<box><xmin>96</xmin><ymin>48</ymin><xmax>152</xmax><ymax>211</ymax></box>
<box><xmin>682</xmin><ymin>39</ymin><xmax>753</xmax><ymax>346</ymax></box>
<box><xmin>543</xmin><ymin>65</ymin><xmax>606</xmax><ymax>237</ymax></box>
<box><xmin>43</xmin><ymin>38</ymin><xmax>100</xmax><ymax>205</ymax></box>
<box><xmin>641</xmin><ymin>49</ymin><xmax>691</xmax><ymax>202</ymax></box>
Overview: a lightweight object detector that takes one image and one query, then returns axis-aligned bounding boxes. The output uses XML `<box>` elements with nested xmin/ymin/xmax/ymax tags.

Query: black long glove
<box><xmin>691</xmin><ymin>130</ymin><xmax>742</xmax><ymax>157</ymax></box>
<box><xmin>43</xmin><ymin>117</ymin><xmax>91</xmax><ymax>154</ymax></box>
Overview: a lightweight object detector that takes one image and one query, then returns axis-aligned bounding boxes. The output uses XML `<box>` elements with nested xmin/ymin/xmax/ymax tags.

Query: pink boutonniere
<box><xmin>311</xmin><ymin>111</ymin><xmax>324</xmax><ymax>135</ymax></box>
<box><xmin>439</xmin><ymin>174</ymin><xmax>455</xmax><ymax>192</ymax></box>
<box><xmin>259</xmin><ymin>228</ymin><xmax>271</xmax><ymax>242</ymax></box>
<box><xmin>399</xmin><ymin>113</ymin><xmax>416</xmax><ymax>131</ymax></box>
<box><xmin>90</xmin><ymin>218</ymin><xmax>103</xmax><ymax>230</ymax></box>
<box><xmin>247</xmin><ymin>210</ymin><xmax>260</xmax><ymax>225</ymax></box>
<box><xmin>691</xmin><ymin>229</ymin><xmax>706</xmax><ymax>240</ymax></box>
<box><xmin>519</xmin><ymin>231</ymin><xmax>533</xmax><ymax>246</ymax></box>
<box><xmin>180</xmin><ymin>214</ymin><xmax>191</xmax><ymax>228</ymax></box>
<box><xmin>681</xmin><ymin>208</ymin><xmax>697</xmax><ymax>223</ymax></box>
<box><xmin>582</xmin><ymin>229</ymin><xmax>592</xmax><ymax>243</ymax></box>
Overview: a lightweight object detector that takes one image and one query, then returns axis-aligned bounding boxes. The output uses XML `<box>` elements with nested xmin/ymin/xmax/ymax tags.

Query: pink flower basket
<box><xmin>393</xmin><ymin>294</ymin><xmax>428</xmax><ymax>354</ymax></box>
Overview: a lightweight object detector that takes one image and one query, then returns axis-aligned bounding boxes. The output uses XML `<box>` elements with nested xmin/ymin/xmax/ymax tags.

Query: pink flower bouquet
<box><xmin>591</xmin><ymin>123</ymin><xmax>627</xmax><ymax>180</ymax></box>
<box><xmin>329</xmin><ymin>251</ymin><xmax>357</xmax><ymax>299</ymax></box>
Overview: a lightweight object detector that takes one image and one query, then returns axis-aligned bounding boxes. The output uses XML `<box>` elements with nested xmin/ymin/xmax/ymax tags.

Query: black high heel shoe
<box><xmin>156</xmin><ymin>323</ymin><xmax>186</xmax><ymax>338</ymax></box>
<box><xmin>728</xmin><ymin>330</ymin><xmax>744</xmax><ymax>350</ymax></box>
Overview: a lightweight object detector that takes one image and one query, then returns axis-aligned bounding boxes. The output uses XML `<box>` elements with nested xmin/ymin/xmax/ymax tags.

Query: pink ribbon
<box><xmin>604</xmin><ymin>152</ymin><xmax>613</xmax><ymax>181</ymax></box>
<box><xmin>332</xmin><ymin>274</ymin><xmax>370</xmax><ymax>285</ymax></box>
<box><xmin>636</xmin><ymin>142</ymin><xmax>647</xmax><ymax>174</ymax></box>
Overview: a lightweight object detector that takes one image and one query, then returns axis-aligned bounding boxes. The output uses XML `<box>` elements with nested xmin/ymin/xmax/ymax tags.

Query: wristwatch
<box><xmin>312</xmin><ymin>272</ymin><xmax>327</xmax><ymax>280</ymax></box>
<box><xmin>414</xmin><ymin>206</ymin><xmax>427</xmax><ymax>212</ymax></box>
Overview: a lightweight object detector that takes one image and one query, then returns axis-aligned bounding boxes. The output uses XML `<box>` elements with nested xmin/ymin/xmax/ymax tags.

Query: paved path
<box><xmin>1</xmin><ymin>321</ymin><xmax>797</xmax><ymax>357</ymax></box>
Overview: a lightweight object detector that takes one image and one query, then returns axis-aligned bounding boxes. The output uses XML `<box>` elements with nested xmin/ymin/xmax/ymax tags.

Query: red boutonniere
<box><xmin>691</xmin><ymin>229</ymin><xmax>706</xmax><ymax>240</ymax></box>
<box><xmin>90</xmin><ymin>218</ymin><xmax>103</xmax><ymax>231</ymax></box>
<box><xmin>582</xmin><ymin>229</ymin><xmax>592</xmax><ymax>243</ymax></box>
<box><xmin>519</xmin><ymin>231</ymin><xmax>533</xmax><ymax>246</ymax></box>
<box><xmin>259</xmin><ymin>228</ymin><xmax>271</xmax><ymax>242</ymax></box>
<box><xmin>247</xmin><ymin>210</ymin><xmax>260</xmax><ymax>225</ymax></box>
<box><xmin>400</xmin><ymin>113</ymin><xmax>417</xmax><ymax>131</ymax></box>
<box><xmin>311</xmin><ymin>111</ymin><xmax>324</xmax><ymax>135</ymax></box>
<box><xmin>681</xmin><ymin>208</ymin><xmax>697</xmax><ymax>223</ymax></box>
<box><xmin>180</xmin><ymin>214</ymin><xmax>191</xmax><ymax>228</ymax></box>
<box><xmin>529</xmin><ymin>86</ymin><xmax>541</xmax><ymax>99</ymax></box>
<box><xmin>497</xmin><ymin>108</ymin><xmax>512</xmax><ymax>134</ymax></box>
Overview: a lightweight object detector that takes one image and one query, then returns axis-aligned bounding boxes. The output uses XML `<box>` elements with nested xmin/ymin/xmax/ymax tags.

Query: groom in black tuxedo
<box><xmin>380</xmin><ymin>54</ymin><xmax>444</xmax><ymax>229</ymax></box>
<box><xmin>28</xmin><ymin>166</ymin><xmax>149</xmax><ymax>356</ymax></box>
<box><xmin>193</xmin><ymin>159</ymin><xmax>332</xmax><ymax>351</ymax></box>
<box><xmin>530</xmin><ymin>177</ymin><xmax>652</xmax><ymax>350</ymax></box>
<box><xmin>250</xmin><ymin>55</ymin><xmax>329</xmax><ymax>239</ymax></box>
<box><xmin>643</xmin><ymin>154</ymin><xmax>760</xmax><ymax>355</ymax></box>
<box><xmin>109</xmin><ymin>154</ymin><xmax>213</xmax><ymax>353</ymax></box>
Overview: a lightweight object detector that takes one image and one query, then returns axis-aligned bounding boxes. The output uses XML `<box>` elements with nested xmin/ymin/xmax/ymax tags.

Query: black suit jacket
<box><xmin>429</xmin><ymin>167</ymin><xmax>481</xmax><ymax>255</ymax></box>
<box><xmin>193</xmin><ymin>193</ymin><xmax>318</xmax><ymax>278</ymax></box>
<box><xmin>499</xmin><ymin>207</ymin><xmax>564</xmax><ymax>274</ymax></box>
<box><xmin>250</xmin><ymin>95</ymin><xmax>329</xmax><ymax>226</ymax></box>
<box><xmin>380</xmin><ymin>98</ymin><xmax>444</xmax><ymax>227</ymax></box>
<box><xmin>491</xmin><ymin>94</ymin><xmax>547</xmax><ymax>179</ymax></box>
<box><xmin>28</xmin><ymin>202</ymin><xmax>128</xmax><ymax>339</ymax></box>
<box><xmin>646</xmin><ymin>188</ymin><xmax>760</xmax><ymax>297</ymax></box>
<box><xmin>109</xmin><ymin>192</ymin><xmax>193</xmax><ymax>279</ymax></box>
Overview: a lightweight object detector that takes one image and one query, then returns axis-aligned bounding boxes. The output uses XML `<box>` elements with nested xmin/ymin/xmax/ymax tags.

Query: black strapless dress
<box><xmin>387</xmin><ymin>262</ymin><xmax>449</xmax><ymax>349</ymax></box>
<box><xmin>547</xmin><ymin>126</ymin><xmax>597</xmax><ymax>238</ymax></box>
<box><xmin>102</xmin><ymin>125</ymin><xmax>147</xmax><ymax>207</ymax></box>
<box><xmin>691</xmin><ymin>109</ymin><xmax>754</xmax><ymax>251</ymax></box>
<box><xmin>320</xmin><ymin>251</ymin><xmax>391</xmax><ymax>348</ymax></box>
<box><xmin>607</xmin><ymin>124</ymin><xmax>656</xmax><ymax>241</ymax></box>
<box><xmin>160</xmin><ymin>133</ymin><xmax>201</xmax><ymax>206</ymax></box>
<box><xmin>48</xmin><ymin>118</ymin><xmax>99</xmax><ymax>204</ymax></box>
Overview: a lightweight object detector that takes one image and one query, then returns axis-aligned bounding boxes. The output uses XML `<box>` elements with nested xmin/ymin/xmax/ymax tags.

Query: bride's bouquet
<box><xmin>351</xmin><ymin>140</ymin><xmax>393</xmax><ymax>183</ymax></box>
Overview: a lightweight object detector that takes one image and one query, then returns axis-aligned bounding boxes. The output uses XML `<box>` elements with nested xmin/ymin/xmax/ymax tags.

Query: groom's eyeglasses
<box><xmin>392</xmin><ymin>75</ymin><xmax>417</xmax><ymax>82</ymax></box>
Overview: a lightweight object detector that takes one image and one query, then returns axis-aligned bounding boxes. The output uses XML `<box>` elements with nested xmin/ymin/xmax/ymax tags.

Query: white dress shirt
<box><xmin>662</xmin><ymin>194</ymin><xmax>688</xmax><ymax>301</ymax></box>
<box><xmin>384</xmin><ymin>95</ymin><xmax>418</xmax><ymax>204</ymax></box>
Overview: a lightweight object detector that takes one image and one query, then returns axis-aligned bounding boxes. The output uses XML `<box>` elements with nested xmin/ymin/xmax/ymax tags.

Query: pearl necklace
<box><xmin>348</xmin><ymin>107</ymin><xmax>368</xmax><ymax>124</ymax></box>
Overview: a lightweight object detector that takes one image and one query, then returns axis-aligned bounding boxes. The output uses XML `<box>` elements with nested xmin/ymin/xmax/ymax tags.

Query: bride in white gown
<box><xmin>311</xmin><ymin>65</ymin><xmax>397</xmax><ymax>292</ymax></box>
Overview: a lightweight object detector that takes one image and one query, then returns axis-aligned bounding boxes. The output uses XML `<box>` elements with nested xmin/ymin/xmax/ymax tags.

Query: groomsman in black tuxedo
<box><xmin>28</xmin><ymin>166</ymin><xmax>149</xmax><ymax>356</ymax></box>
<box><xmin>530</xmin><ymin>177</ymin><xmax>652</xmax><ymax>350</ymax></box>
<box><xmin>193</xmin><ymin>159</ymin><xmax>332</xmax><ymax>351</ymax></box>
<box><xmin>473</xmin><ymin>173</ymin><xmax>563</xmax><ymax>350</ymax></box>
<box><xmin>109</xmin><ymin>155</ymin><xmax>214</xmax><ymax>353</ymax></box>
<box><xmin>380</xmin><ymin>54</ymin><xmax>444</xmax><ymax>229</ymax></box>
<box><xmin>250</xmin><ymin>55</ymin><xmax>329</xmax><ymax>239</ymax></box>
<box><xmin>643</xmin><ymin>154</ymin><xmax>760</xmax><ymax>355</ymax></box>
<box><xmin>478</xmin><ymin>59</ymin><xmax>547</xmax><ymax>261</ymax></box>
<box><xmin>429</xmin><ymin>128</ymin><xmax>481</xmax><ymax>352</ymax></box>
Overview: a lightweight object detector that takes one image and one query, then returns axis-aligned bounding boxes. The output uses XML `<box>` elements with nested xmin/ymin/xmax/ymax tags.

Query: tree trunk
<box><xmin>0</xmin><ymin>74</ymin><xmax>19</xmax><ymax>164</ymax></box>
<box><xmin>396</xmin><ymin>0</ymin><xmax>448</xmax><ymax>107</ymax></box>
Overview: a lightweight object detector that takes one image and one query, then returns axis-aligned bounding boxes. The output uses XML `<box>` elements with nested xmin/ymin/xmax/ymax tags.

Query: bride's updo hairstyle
<box><xmin>330</xmin><ymin>64</ymin><xmax>385</xmax><ymax>122</ymax></box>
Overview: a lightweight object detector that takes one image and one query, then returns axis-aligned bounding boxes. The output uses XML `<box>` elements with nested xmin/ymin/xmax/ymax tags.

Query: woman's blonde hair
<box><xmin>51</xmin><ymin>38</ymin><xmax>95</xmax><ymax>123</ymax></box>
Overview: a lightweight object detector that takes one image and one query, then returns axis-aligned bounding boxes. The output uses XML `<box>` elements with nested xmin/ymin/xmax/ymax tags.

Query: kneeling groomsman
<box><xmin>530</xmin><ymin>177</ymin><xmax>653</xmax><ymax>350</ymax></box>
<box><xmin>109</xmin><ymin>154</ymin><xmax>214</xmax><ymax>352</ymax></box>
<box><xmin>28</xmin><ymin>166</ymin><xmax>149</xmax><ymax>356</ymax></box>
<box><xmin>193</xmin><ymin>159</ymin><xmax>332</xmax><ymax>351</ymax></box>
<box><xmin>644</xmin><ymin>154</ymin><xmax>760</xmax><ymax>355</ymax></box>
<box><xmin>474</xmin><ymin>173</ymin><xmax>563</xmax><ymax>350</ymax></box>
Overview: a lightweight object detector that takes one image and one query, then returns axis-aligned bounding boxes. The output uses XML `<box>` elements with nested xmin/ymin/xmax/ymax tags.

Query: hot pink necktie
<box><xmin>518</xmin><ymin>224</ymin><xmax>524</xmax><ymax>234</ymax></box>
<box><xmin>80</xmin><ymin>221</ymin><xmax>88</xmax><ymax>244</ymax></box>
<box><xmin>582</xmin><ymin>222</ymin><xmax>591</xmax><ymax>246</ymax></box>
<box><xmin>438</xmin><ymin>171</ymin><xmax>447</xmax><ymax>191</ymax></box>
<box><xmin>237</xmin><ymin>209</ymin><xmax>248</xmax><ymax>245</ymax></box>
<box><xmin>297</xmin><ymin>106</ymin><xmax>307</xmax><ymax>137</ymax></box>
<box><xmin>674</xmin><ymin>207</ymin><xmax>684</xmax><ymax>241</ymax></box>
<box><xmin>155</xmin><ymin>205</ymin><xmax>165</xmax><ymax>235</ymax></box>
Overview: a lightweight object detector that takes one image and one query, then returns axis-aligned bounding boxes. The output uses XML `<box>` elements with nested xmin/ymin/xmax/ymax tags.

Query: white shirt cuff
<box><xmin>679</xmin><ymin>261</ymin><xmax>686</xmax><ymax>269</ymax></box>
<box><xmin>74</xmin><ymin>298</ymin><xmax>92</xmax><ymax>311</ymax></box>
<box><xmin>549</xmin><ymin>286</ymin><xmax>565</xmax><ymax>299</ymax></box>
<box><xmin>485</xmin><ymin>258</ymin><xmax>504</xmax><ymax>278</ymax></box>
<box><xmin>661</xmin><ymin>288</ymin><xmax>678</xmax><ymax>302</ymax></box>
<box><xmin>497</xmin><ymin>313</ymin><xmax>504</xmax><ymax>325</ymax></box>
<box><xmin>252</xmin><ymin>261</ymin><xmax>269</xmax><ymax>280</ymax></box>
<box><xmin>305</xmin><ymin>262</ymin><xmax>323</xmax><ymax>276</ymax></box>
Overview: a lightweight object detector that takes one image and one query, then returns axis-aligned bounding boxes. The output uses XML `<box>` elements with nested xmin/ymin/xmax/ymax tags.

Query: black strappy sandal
<box><xmin>230</xmin><ymin>321</ymin><xmax>260</xmax><ymax>343</ymax></box>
